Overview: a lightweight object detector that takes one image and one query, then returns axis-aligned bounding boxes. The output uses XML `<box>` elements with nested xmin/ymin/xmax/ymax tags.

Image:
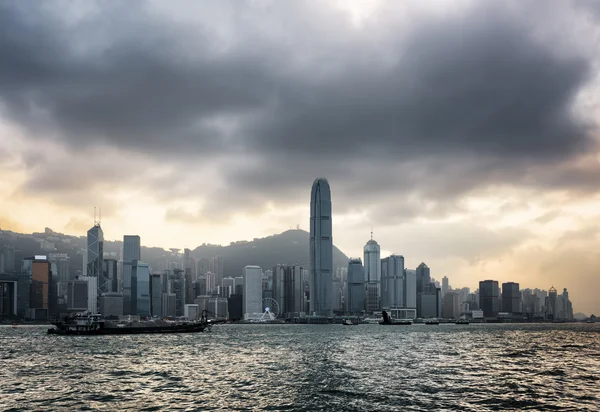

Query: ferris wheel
<box><xmin>260</xmin><ymin>298</ymin><xmax>280</xmax><ymax>321</ymax></box>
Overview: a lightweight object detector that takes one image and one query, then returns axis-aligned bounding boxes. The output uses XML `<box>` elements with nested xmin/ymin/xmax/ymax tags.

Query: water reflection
<box><xmin>1</xmin><ymin>323</ymin><xmax>599</xmax><ymax>410</ymax></box>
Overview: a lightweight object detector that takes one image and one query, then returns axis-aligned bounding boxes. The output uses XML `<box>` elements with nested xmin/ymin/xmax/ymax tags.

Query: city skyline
<box><xmin>1</xmin><ymin>1</ymin><xmax>600</xmax><ymax>315</ymax></box>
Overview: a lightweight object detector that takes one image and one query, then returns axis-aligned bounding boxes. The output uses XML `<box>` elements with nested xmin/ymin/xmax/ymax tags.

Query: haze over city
<box><xmin>1</xmin><ymin>0</ymin><xmax>599</xmax><ymax>315</ymax></box>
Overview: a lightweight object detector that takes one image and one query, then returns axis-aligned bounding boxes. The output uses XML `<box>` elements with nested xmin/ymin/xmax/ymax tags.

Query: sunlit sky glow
<box><xmin>1</xmin><ymin>0</ymin><xmax>599</xmax><ymax>314</ymax></box>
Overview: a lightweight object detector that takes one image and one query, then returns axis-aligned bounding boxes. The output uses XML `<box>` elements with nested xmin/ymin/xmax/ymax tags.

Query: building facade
<box><xmin>501</xmin><ymin>282</ymin><xmax>521</xmax><ymax>314</ymax></box>
<box><xmin>309</xmin><ymin>178</ymin><xmax>333</xmax><ymax>317</ymax></box>
<box><xmin>346</xmin><ymin>258</ymin><xmax>364</xmax><ymax>314</ymax></box>
<box><xmin>479</xmin><ymin>280</ymin><xmax>500</xmax><ymax>317</ymax></box>
<box><xmin>243</xmin><ymin>265</ymin><xmax>262</xmax><ymax>319</ymax></box>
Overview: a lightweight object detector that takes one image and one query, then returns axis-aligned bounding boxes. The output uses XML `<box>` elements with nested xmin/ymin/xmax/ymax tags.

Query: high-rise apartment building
<box><xmin>309</xmin><ymin>178</ymin><xmax>333</xmax><ymax>317</ymax></box>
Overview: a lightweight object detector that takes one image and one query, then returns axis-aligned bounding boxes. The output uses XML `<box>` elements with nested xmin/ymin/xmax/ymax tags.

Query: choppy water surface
<box><xmin>1</xmin><ymin>323</ymin><xmax>599</xmax><ymax>411</ymax></box>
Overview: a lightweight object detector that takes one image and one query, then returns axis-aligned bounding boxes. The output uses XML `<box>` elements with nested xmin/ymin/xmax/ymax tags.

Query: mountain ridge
<box><xmin>0</xmin><ymin>228</ymin><xmax>350</xmax><ymax>277</ymax></box>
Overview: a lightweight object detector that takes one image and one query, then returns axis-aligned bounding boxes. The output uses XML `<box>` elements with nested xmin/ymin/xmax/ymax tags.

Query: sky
<box><xmin>1</xmin><ymin>0</ymin><xmax>599</xmax><ymax>314</ymax></box>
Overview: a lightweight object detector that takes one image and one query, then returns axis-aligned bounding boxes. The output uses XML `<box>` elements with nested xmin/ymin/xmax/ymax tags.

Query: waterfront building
<box><xmin>184</xmin><ymin>304</ymin><xmax>199</xmax><ymax>320</ymax></box>
<box><xmin>167</xmin><ymin>269</ymin><xmax>185</xmax><ymax>316</ymax></box>
<box><xmin>67</xmin><ymin>279</ymin><xmax>88</xmax><ymax>312</ymax></box>
<box><xmin>364</xmin><ymin>237</ymin><xmax>381</xmax><ymax>283</ymax></box>
<box><xmin>99</xmin><ymin>293</ymin><xmax>123</xmax><ymax>317</ymax></box>
<box><xmin>87</xmin><ymin>222</ymin><xmax>105</xmax><ymax>281</ymax></box>
<box><xmin>243</xmin><ymin>265</ymin><xmax>262</xmax><ymax>319</ymax></box>
<box><xmin>228</xmin><ymin>294</ymin><xmax>243</xmax><ymax>320</ymax></box>
<box><xmin>416</xmin><ymin>262</ymin><xmax>431</xmax><ymax>318</ymax></box>
<box><xmin>364</xmin><ymin>235</ymin><xmax>381</xmax><ymax>312</ymax></box>
<box><xmin>272</xmin><ymin>264</ymin><xmax>286</xmax><ymax>314</ymax></box>
<box><xmin>309</xmin><ymin>178</ymin><xmax>333</xmax><ymax>317</ymax></box>
<box><xmin>479</xmin><ymin>280</ymin><xmax>500</xmax><ymax>317</ymax></box>
<box><xmin>194</xmin><ymin>295</ymin><xmax>211</xmax><ymax>314</ymax></box>
<box><xmin>161</xmin><ymin>293</ymin><xmax>176</xmax><ymax>317</ymax></box>
<box><xmin>442</xmin><ymin>292</ymin><xmax>461</xmax><ymax>319</ymax></box>
<box><xmin>103</xmin><ymin>259</ymin><xmax>118</xmax><ymax>293</ymax></box>
<box><xmin>122</xmin><ymin>235</ymin><xmax>141</xmax><ymax>315</ymax></box>
<box><xmin>78</xmin><ymin>275</ymin><xmax>98</xmax><ymax>313</ymax></box>
<box><xmin>346</xmin><ymin>258</ymin><xmax>365</xmax><ymax>314</ymax></box>
<box><xmin>283</xmin><ymin>265</ymin><xmax>304</xmax><ymax>317</ymax></box>
<box><xmin>0</xmin><ymin>273</ymin><xmax>19</xmax><ymax>317</ymax></box>
<box><xmin>365</xmin><ymin>283</ymin><xmax>379</xmax><ymax>313</ymax></box>
<box><xmin>29</xmin><ymin>258</ymin><xmax>51</xmax><ymax>319</ymax></box>
<box><xmin>134</xmin><ymin>261</ymin><xmax>151</xmax><ymax>317</ymax></box>
<box><xmin>208</xmin><ymin>296</ymin><xmax>228</xmax><ymax>319</ymax></box>
<box><xmin>381</xmin><ymin>255</ymin><xmax>404</xmax><ymax>310</ymax></box>
<box><xmin>501</xmin><ymin>282</ymin><xmax>521</xmax><ymax>314</ymax></box>
<box><xmin>561</xmin><ymin>288</ymin><xmax>573</xmax><ymax>320</ymax></box>
<box><xmin>151</xmin><ymin>274</ymin><xmax>163</xmax><ymax>317</ymax></box>
<box><xmin>419</xmin><ymin>282</ymin><xmax>441</xmax><ymax>318</ymax></box>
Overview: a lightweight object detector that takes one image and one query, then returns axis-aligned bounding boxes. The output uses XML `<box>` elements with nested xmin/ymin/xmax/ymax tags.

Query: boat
<box><xmin>47</xmin><ymin>312</ymin><xmax>214</xmax><ymax>335</ymax></box>
<box><xmin>379</xmin><ymin>310</ymin><xmax>412</xmax><ymax>325</ymax></box>
<box><xmin>425</xmin><ymin>318</ymin><xmax>440</xmax><ymax>325</ymax></box>
<box><xmin>455</xmin><ymin>318</ymin><xmax>470</xmax><ymax>325</ymax></box>
<box><xmin>343</xmin><ymin>319</ymin><xmax>357</xmax><ymax>326</ymax></box>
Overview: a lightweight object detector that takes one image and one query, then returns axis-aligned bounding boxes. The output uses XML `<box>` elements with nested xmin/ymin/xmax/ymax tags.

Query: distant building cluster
<box><xmin>0</xmin><ymin>179</ymin><xmax>578</xmax><ymax>322</ymax></box>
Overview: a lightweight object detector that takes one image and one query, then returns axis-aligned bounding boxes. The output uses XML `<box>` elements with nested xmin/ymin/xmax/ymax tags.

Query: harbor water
<box><xmin>1</xmin><ymin>323</ymin><xmax>599</xmax><ymax>411</ymax></box>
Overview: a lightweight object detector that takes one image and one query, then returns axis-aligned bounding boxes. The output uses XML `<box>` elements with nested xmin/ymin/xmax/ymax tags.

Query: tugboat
<box><xmin>379</xmin><ymin>310</ymin><xmax>412</xmax><ymax>325</ymax></box>
<box><xmin>47</xmin><ymin>311</ymin><xmax>214</xmax><ymax>335</ymax></box>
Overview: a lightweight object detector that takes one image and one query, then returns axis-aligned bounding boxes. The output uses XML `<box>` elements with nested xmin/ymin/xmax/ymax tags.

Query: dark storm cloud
<box><xmin>0</xmin><ymin>0</ymin><xmax>598</xmax><ymax>219</ymax></box>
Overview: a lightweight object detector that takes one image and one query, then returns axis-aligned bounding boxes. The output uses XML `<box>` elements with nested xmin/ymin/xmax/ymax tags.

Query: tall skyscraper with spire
<box><xmin>364</xmin><ymin>233</ymin><xmax>381</xmax><ymax>312</ymax></box>
<box><xmin>309</xmin><ymin>178</ymin><xmax>333</xmax><ymax>317</ymax></box>
<box><xmin>86</xmin><ymin>214</ymin><xmax>104</xmax><ymax>314</ymax></box>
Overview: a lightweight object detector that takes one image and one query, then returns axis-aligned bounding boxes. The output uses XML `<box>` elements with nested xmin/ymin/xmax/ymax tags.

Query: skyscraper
<box><xmin>309</xmin><ymin>178</ymin><xmax>333</xmax><ymax>317</ymax></box>
<box><xmin>122</xmin><ymin>235</ymin><xmax>141</xmax><ymax>315</ymax></box>
<box><xmin>479</xmin><ymin>280</ymin><xmax>500</xmax><ymax>317</ymax></box>
<box><xmin>442</xmin><ymin>276</ymin><xmax>449</xmax><ymax>296</ymax></box>
<box><xmin>243</xmin><ymin>265</ymin><xmax>262</xmax><ymax>319</ymax></box>
<box><xmin>381</xmin><ymin>254</ymin><xmax>404</xmax><ymax>310</ymax></box>
<box><xmin>364</xmin><ymin>236</ymin><xmax>381</xmax><ymax>313</ymax></box>
<box><xmin>30</xmin><ymin>257</ymin><xmax>51</xmax><ymax>319</ymax></box>
<box><xmin>86</xmin><ymin>223</ymin><xmax>105</xmax><ymax>310</ymax></box>
<box><xmin>346</xmin><ymin>258</ymin><xmax>365</xmax><ymax>314</ymax></box>
<box><xmin>501</xmin><ymin>282</ymin><xmax>521</xmax><ymax>314</ymax></box>
<box><xmin>363</xmin><ymin>237</ymin><xmax>381</xmax><ymax>283</ymax></box>
<box><xmin>134</xmin><ymin>261</ymin><xmax>151</xmax><ymax>317</ymax></box>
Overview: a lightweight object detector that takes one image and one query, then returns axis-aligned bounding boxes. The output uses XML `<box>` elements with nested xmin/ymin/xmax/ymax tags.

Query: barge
<box><xmin>47</xmin><ymin>312</ymin><xmax>213</xmax><ymax>335</ymax></box>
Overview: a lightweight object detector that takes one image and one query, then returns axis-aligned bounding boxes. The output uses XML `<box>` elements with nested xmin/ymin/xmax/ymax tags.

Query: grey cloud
<box><xmin>0</xmin><ymin>0</ymin><xmax>598</xmax><ymax>221</ymax></box>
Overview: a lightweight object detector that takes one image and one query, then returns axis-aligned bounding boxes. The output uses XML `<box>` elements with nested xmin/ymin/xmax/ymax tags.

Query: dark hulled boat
<box><xmin>47</xmin><ymin>312</ymin><xmax>213</xmax><ymax>335</ymax></box>
<box><xmin>379</xmin><ymin>310</ymin><xmax>412</xmax><ymax>325</ymax></box>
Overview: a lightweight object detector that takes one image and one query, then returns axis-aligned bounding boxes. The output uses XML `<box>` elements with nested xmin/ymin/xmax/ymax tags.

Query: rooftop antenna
<box><xmin>99</xmin><ymin>207</ymin><xmax>102</xmax><ymax>226</ymax></box>
<box><xmin>371</xmin><ymin>226</ymin><xmax>373</xmax><ymax>241</ymax></box>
